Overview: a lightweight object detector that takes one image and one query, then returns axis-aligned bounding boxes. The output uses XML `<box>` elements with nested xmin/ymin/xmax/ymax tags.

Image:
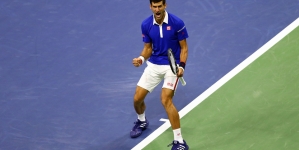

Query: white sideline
<box><xmin>131</xmin><ymin>17</ymin><xmax>299</xmax><ymax>150</ymax></box>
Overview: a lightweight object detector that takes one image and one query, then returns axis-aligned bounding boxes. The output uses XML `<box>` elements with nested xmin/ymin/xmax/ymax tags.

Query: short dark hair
<box><xmin>149</xmin><ymin>0</ymin><xmax>166</xmax><ymax>5</ymax></box>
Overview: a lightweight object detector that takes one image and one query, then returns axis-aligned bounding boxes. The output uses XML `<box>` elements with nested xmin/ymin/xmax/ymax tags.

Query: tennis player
<box><xmin>131</xmin><ymin>0</ymin><xmax>189</xmax><ymax>149</ymax></box>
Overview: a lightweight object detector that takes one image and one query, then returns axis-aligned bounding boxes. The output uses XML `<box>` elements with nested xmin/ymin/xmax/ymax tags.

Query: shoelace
<box><xmin>167</xmin><ymin>141</ymin><xmax>187</xmax><ymax>150</ymax></box>
<box><xmin>132</xmin><ymin>121</ymin><xmax>140</xmax><ymax>129</ymax></box>
<box><xmin>132</xmin><ymin>120</ymin><xmax>146</xmax><ymax>129</ymax></box>
<box><xmin>167</xmin><ymin>140</ymin><xmax>178</xmax><ymax>147</ymax></box>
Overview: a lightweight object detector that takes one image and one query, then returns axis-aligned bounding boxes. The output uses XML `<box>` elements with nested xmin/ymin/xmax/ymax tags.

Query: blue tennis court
<box><xmin>0</xmin><ymin>0</ymin><xmax>298</xmax><ymax>149</ymax></box>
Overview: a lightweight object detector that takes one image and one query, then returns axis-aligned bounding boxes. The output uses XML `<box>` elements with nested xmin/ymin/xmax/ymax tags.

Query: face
<box><xmin>150</xmin><ymin>1</ymin><xmax>167</xmax><ymax>23</ymax></box>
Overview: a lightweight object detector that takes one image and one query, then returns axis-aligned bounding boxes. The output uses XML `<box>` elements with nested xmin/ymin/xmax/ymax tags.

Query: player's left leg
<box><xmin>161</xmin><ymin>88</ymin><xmax>180</xmax><ymax>129</ymax></box>
<box><xmin>161</xmin><ymin>77</ymin><xmax>189</xmax><ymax>149</ymax></box>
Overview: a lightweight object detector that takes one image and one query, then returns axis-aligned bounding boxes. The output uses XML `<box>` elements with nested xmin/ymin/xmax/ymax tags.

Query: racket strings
<box><xmin>168</xmin><ymin>51</ymin><xmax>178</xmax><ymax>74</ymax></box>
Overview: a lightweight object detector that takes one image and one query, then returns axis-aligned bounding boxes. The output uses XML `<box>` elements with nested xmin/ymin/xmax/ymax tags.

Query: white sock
<box><xmin>173</xmin><ymin>128</ymin><xmax>184</xmax><ymax>143</ymax></box>
<box><xmin>137</xmin><ymin>112</ymin><xmax>145</xmax><ymax>121</ymax></box>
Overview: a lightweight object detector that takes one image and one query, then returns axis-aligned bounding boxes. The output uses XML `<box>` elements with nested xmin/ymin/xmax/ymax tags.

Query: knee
<box><xmin>134</xmin><ymin>94</ymin><xmax>143</xmax><ymax>104</ymax></box>
<box><xmin>161</xmin><ymin>97</ymin><xmax>172</xmax><ymax>108</ymax></box>
<box><xmin>134</xmin><ymin>86</ymin><xmax>148</xmax><ymax>104</ymax></box>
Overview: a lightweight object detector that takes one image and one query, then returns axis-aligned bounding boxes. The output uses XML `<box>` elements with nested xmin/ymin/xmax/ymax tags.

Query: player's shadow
<box><xmin>85</xmin><ymin>125</ymin><xmax>159</xmax><ymax>150</ymax></box>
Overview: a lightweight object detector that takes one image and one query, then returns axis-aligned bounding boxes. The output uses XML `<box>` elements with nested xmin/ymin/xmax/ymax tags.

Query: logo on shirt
<box><xmin>167</xmin><ymin>26</ymin><xmax>171</xmax><ymax>30</ymax></box>
<box><xmin>142</xmin><ymin>34</ymin><xmax>145</xmax><ymax>37</ymax></box>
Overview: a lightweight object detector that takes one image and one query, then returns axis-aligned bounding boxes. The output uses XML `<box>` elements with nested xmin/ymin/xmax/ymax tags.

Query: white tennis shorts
<box><xmin>137</xmin><ymin>61</ymin><xmax>179</xmax><ymax>93</ymax></box>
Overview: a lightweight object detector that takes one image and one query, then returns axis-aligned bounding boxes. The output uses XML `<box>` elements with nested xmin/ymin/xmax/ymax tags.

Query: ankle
<box><xmin>173</xmin><ymin>128</ymin><xmax>184</xmax><ymax>143</ymax></box>
<box><xmin>137</xmin><ymin>112</ymin><xmax>146</xmax><ymax>121</ymax></box>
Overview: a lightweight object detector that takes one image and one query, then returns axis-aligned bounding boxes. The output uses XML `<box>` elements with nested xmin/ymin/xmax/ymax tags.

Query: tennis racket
<box><xmin>167</xmin><ymin>48</ymin><xmax>186</xmax><ymax>86</ymax></box>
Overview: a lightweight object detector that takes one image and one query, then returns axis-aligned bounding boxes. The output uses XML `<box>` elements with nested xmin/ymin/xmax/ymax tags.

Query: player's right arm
<box><xmin>132</xmin><ymin>42</ymin><xmax>152</xmax><ymax>67</ymax></box>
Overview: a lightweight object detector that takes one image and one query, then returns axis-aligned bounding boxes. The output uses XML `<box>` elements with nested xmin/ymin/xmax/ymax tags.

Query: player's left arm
<box><xmin>177</xmin><ymin>39</ymin><xmax>188</xmax><ymax>77</ymax></box>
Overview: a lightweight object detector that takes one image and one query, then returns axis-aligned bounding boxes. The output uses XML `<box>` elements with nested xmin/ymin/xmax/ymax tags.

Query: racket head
<box><xmin>167</xmin><ymin>48</ymin><xmax>178</xmax><ymax>75</ymax></box>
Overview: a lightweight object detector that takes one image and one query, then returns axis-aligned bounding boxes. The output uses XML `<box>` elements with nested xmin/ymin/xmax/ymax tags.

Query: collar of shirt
<box><xmin>153</xmin><ymin>11</ymin><xmax>168</xmax><ymax>25</ymax></box>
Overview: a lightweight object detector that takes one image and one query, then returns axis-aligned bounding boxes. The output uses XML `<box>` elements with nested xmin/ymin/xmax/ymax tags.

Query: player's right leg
<box><xmin>130</xmin><ymin>86</ymin><xmax>149</xmax><ymax>138</ymax></box>
<box><xmin>133</xmin><ymin>86</ymin><xmax>148</xmax><ymax>115</ymax></box>
<box><xmin>130</xmin><ymin>64</ymin><xmax>162</xmax><ymax>138</ymax></box>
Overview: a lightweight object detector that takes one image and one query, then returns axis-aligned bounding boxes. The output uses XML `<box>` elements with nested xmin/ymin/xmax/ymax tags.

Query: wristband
<box><xmin>138</xmin><ymin>56</ymin><xmax>145</xmax><ymax>65</ymax></box>
<box><xmin>179</xmin><ymin>62</ymin><xmax>186</xmax><ymax>70</ymax></box>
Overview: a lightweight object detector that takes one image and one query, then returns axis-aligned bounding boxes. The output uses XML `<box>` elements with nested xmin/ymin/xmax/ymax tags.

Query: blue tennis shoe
<box><xmin>168</xmin><ymin>140</ymin><xmax>189</xmax><ymax>150</ymax></box>
<box><xmin>130</xmin><ymin>119</ymin><xmax>149</xmax><ymax>138</ymax></box>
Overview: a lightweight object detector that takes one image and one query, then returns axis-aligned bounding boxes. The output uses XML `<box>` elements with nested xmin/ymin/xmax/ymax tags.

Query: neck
<box><xmin>155</xmin><ymin>12</ymin><xmax>165</xmax><ymax>25</ymax></box>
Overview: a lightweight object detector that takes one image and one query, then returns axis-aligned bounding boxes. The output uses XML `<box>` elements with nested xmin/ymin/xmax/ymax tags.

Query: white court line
<box><xmin>132</xmin><ymin>17</ymin><xmax>299</xmax><ymax>150</ymax></box>
<box><xmin>159</xmin><ymin>118</ymin><xmax>169</xmax><ymax>122</ymax></box>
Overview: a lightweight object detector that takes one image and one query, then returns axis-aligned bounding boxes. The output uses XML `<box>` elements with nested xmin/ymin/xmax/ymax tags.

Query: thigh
<box><xmin>160</xmin><ymin>88</ymin><xmax>175</xmax><ymax>108</ymax></box>
<box><xmin>134</xmin><ymin>85</ymin><xmax>149</xmax><ymax>102</ymax></box>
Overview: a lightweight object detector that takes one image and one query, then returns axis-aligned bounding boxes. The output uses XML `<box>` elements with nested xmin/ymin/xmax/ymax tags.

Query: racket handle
<box><xmin>179</xmin><ymin>77</ymin><xmax>186</xmax><ymax>86</ymax></box>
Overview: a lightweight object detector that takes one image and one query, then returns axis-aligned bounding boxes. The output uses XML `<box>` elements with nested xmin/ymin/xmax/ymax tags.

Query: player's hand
<box><xmin>177</xmin><ymin>67</ymin><xmax>184</xmax><ymax>77</ymax></box>
<box><xmin>132</xmin><ymin>58</ymin><xmax>142</xmax><ymax>67</ymax></box>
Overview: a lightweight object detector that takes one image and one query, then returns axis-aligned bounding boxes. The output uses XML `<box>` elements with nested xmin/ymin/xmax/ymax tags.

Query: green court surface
<box><xmin>143</xmin><ymin>26</ymin><xmax>299</xmax><ymax>149</ymax></box>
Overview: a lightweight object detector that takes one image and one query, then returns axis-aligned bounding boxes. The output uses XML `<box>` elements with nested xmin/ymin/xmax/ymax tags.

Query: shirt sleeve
<box><xmin>141</xmin><ymin>23</ymin><xmax>151</xmax><ymax>43</ymax></box>
<box><xmin>176</xmin><ymin>20</ymin><xmax>189</xmax><ymax>41</ymax></box>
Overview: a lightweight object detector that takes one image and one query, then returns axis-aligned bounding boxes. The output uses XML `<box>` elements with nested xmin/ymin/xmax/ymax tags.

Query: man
<box><xmin>131</xmin><ymin>0</ymin><xmax>189</xmax><ymax>149</ymax></box>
